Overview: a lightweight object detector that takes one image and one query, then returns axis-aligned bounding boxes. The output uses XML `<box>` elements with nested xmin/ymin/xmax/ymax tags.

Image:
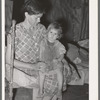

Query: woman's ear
<box><xmin>25</xmin><ymin>12</ymin><xmax>28</xmax><ymax>17</ymax></box>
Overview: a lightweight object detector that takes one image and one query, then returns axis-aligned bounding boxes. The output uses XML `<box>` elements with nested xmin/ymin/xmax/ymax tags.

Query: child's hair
<box><xmin>21</xmin><ymin>0</ymin><xmax>46</xmax><ymax>16</ymax></box>
<box><xmin>47</xmin><ymin>22</ymin><xmax>63</xmax><ymax>39</ymax></box>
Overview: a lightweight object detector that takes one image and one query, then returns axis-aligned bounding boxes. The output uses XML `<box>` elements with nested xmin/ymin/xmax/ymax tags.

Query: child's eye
<box><xmin>54</xmin><ymin>33</ymin><xmax>57</xmax><ymax>35</ymax></box>
<box><xmin>36</xmin><ymin>17</ymin><xmax>40</xmax><ymax>20</ymax></box>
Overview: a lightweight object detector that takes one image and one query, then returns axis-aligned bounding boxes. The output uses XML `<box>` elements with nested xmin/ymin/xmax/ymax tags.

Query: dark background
<box><xmin>5</xmin><ymin>0</ymin><xmax>89</xmax><ymax>43</ymax></box>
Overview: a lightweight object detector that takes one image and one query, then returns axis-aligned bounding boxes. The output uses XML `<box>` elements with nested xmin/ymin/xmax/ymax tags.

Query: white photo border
<box><xmin>2</xmin><ymin>0</ymin><xmax>98</xmax><ymax>100</ymax></box>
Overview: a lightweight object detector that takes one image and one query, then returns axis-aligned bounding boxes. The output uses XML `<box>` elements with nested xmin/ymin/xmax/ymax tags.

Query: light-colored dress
<box><xmin>40</xmin><ymin>39</ymin><xmax>66</xmax><ymax>70</ymax></box>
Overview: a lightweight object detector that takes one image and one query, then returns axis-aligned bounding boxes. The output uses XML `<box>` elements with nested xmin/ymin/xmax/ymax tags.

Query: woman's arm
<box><xmin>14</xmin><ymin>60</ymin><xmax>47</xmax><ymax>71</ymax></box>
<box><xmin>57</xmin><ymin>54</ymin><xmax>64</xmax><ymax>62</ymax></box>
<box><xmin>14</xmin><ymin>59</ymin><xmax>38</xmax><ymax>70</ymax></box>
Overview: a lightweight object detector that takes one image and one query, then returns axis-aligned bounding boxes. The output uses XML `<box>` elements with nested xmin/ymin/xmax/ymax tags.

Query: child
<box><xmin>38</xmin><ymin>22</ymin><xmax>66</xmax><ymax>99</ymax></box>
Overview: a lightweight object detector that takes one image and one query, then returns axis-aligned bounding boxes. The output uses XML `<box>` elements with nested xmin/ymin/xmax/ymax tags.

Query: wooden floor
<box><xmin>63</xmin><ymin>84</ymin><xmax>88</xmax><ymax>100</ymax></box>
<box><xmin>5</xmin><ymin>84</ymin><xmax>88</xmax><ymax>100</ymax></box>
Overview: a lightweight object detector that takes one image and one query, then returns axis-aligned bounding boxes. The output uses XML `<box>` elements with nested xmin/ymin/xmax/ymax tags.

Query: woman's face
<box><xmin>47</xmin><ymin>29</ymin><xmax>58</xmax><ymax>43</ymax></box>
<box><xmin>25</xmin><ymin>12</ymin><xmax>43</xmax><ymax>26</ymax></box>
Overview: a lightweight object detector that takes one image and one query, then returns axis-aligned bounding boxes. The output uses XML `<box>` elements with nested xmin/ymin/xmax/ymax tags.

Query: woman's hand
<box><xmin>9</xmin><ymin>20</ymin><xmax>16</xmax><ymax>33</ymax></box>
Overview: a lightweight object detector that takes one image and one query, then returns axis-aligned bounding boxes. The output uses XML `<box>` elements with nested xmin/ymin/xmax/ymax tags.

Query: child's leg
<box><xmin>56</xmin><ymin>68</ymin><xmax>63</xmax><ymax>91</ymax></box>
<box><xmin>39</xmin><ymin>71</ymin><xmax>45</xmax><ymax>95</ymax></box>
<box><xmin>55</xmin><ymin>68</ymin><xmax>63</xmax><ymax>100</ymax></box>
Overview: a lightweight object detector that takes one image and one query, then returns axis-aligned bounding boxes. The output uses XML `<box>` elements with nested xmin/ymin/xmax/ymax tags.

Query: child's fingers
<box><xmin>39</xmin><ymin>67</ymin><xmax>47</xmax><ymax>73</ymax></box>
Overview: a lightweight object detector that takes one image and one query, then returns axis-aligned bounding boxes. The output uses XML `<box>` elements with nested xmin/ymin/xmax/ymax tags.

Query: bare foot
<box><xmin>37</xmin><ymin>93</ymin><xmax>44</xmax><ymax>98</ymax></box>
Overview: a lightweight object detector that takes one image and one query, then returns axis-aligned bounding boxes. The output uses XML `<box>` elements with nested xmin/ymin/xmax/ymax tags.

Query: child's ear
<box><xmin>57</xmin><ymin>34</ymin><xmax>62</xmax><ymax>40</ymax></box>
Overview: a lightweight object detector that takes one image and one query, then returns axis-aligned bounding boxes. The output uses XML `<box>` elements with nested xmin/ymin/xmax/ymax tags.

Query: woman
<box><xmin>6</xmin><ymin>0</ymin><xmax>47</xmax><ymax>100</ymax></box>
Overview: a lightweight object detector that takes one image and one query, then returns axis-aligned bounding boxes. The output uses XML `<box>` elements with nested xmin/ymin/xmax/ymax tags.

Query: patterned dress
<box><xmin>14</xmin><ymin>23</ymin><xmax>46</xmax><ymax>76</ymax></box>
<box><xmin>40</xmin><ymin>39</ymin><xmax>66</xmax><ymax>70</ymax></box>
<box><xmin>40</xmin><ymin>39</ymin><xmax>66</xmax><ymax>95</ymax></box>
<box><xmin>6</xmin><ymin>23</ymin><xmax>46</xmax><ymax>87</ymax></box>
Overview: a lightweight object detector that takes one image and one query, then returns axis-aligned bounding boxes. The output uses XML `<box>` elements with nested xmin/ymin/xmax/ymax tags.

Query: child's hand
<box><xmin>37</xmin><ymin>62</ymin><xmax>47</xmax><ymax>72</ymax></box>
<box><xmin>39</xmin><ymin>66</ymin><xmax>47</xmax><ymax>73</ymax></box>
<box><xmin>53</xmin><ymin>59</ymin><xmax>58</xmax><ymax>63</ymax></box>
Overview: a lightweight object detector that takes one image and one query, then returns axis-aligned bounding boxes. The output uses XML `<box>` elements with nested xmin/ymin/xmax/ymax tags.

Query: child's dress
<box><xmin>40</xmin><ymin>39</ymin><xmax>66</xmax><ymax>70</ymax></box>
<box><xmin>39</xmin><ymin>38</ymin><xmax>66</xmax><ymax>95</ymax></box>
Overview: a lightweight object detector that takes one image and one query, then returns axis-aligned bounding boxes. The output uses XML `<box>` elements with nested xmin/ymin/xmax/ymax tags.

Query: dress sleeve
<box><xmin>56</xmin><ymin>40</ymin><xmax>66</xmax><ymax>55</ymax></box>
<box><xmin>15</xmin><ymin>24</ymin><xmax>23</xmax><ymax>37</ymax></box>
<box><xmin>14</xmin><ymin>24</ymin><xmax>23</xmax><ymax>46</ymax></box>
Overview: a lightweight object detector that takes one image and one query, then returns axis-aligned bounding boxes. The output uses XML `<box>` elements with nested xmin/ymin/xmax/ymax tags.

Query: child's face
<box><xmin>47</xmin><ymin>28</ymin><xmax>58</xmax><ymax>43</ymax></box>
<box><xmin>25</xmin><ymin>12</ymin><xmax>43</xmax><ymax>26</ymax></box>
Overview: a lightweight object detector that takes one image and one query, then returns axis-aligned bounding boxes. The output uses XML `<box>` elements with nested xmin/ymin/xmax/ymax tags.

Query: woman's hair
<box><xmin>47</xmin><ymin>22</ymin><xmax>63</xmax><ymax>39</ymax></box>
<box><xmin>21</xmin><ymin>0</ymin><xmax>46</xmax><ymax>15</ymax></box>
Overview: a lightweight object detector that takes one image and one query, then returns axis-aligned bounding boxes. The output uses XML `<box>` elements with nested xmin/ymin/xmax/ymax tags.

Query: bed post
<box><xmin>9</xmin><ymin>20</ymin><xmax>16</xmax><ymax>100</ymax></box>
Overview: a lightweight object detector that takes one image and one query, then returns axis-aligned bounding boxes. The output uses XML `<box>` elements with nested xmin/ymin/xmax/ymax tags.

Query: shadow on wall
<box><xmin>12</xmin><ymin>0</ymin><xmax>24</xmax><ymax>23</ymax></box>
<box><xmin>41</xmin><ymin>0</ymin><xmax>74</xmax><ymax>42</ymax></box>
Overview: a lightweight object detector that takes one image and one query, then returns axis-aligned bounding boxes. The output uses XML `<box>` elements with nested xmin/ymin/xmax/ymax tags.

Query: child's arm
<box><xmin>53</xmin><ymin>54</ymin><xmax>64</xmax><ymax>64</ymax></box>
<box><xmin>55</xmin><ymin>41</ymin><xmax>66</xmax><ymax>62</ymax></box>
<box><xmin>57</xmin><ymin>54</ymin><xmax>64</xmax><ymax>62</ymax></box>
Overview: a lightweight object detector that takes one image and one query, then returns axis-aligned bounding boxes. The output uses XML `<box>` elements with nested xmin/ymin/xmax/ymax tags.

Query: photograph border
<box><xmin>0</xmin><ymin>0</ymin><xmax>2</xmax><ymax>100</ymax></box>
<box><xmin>89</xmin><ymin>0</ymin><xmax>98</xmax><ymax>99</ymax></box>
<box><xmin>1</xmin><ymin>0</ymin><xmax>99</xmax><ymax>100</ymax></box>
<box><xmin>98</xmin><ymin>0</ymin><xmax>100</xmax><ymax>99</ymax></box>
